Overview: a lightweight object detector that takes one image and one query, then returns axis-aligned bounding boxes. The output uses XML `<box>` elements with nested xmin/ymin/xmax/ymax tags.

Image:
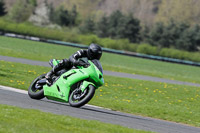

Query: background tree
<box><xmin>79</xmin><ymin>16</ymin><xmax>96</xmax><ymax>34</ymax></box>
<box><xmin>50</xmin><ymin>5</ymin><xmax>78</xmax><ymax>27</ymax></box>
<box><xmin>96</xmin><ymin>15</ymin><xmax>109</xmax><ymax>38</ymax></box>
<box><xmin>54</xmin><ymin>6</ymin><xmax>71</xmax><ymax>26</ymax></box>
<box><xmin>119</xmin><ymin>14</ymin><xmax>141</xmax><ymax>43</ymax></box>
<box><xmin>0</xmin><ymin>0</ymin><xmax>6</xmax><ymax>16</ymax></box>
<box><xmin>147</xmin><ymin>22</ymin><xmax>166</xmax><ymax>47</ymax></box>
<box><xmin>178</xmin><ymin>24</ymin><xmax>200</xmax><ymax>51</ymax></box>
<box><xmin>49</xmin><ymin>2</ymin><xmax>55</xmax><ymax>23</ymax></box>
<box><xmin>29</xmin><ymin>0</ymin><xmax>37</xmax><ymax>7</ymax></box>
<box><xmin>146</xmin><ymin>20</ymin><xmax>200</xmax><ymax>51</ymax></box>
<box><xmin>8</xmin><ymin>0</ymin><xmax>36</xmax><ymax>22</ymax></box>
<box><xmin>96</xmin><ymin>11</ymin><xmax>141</xmax><ymax>42</ymax></box>
<box><xmin>69</xmin><ymin>5</ymin><xmax>78</xmax><ymax>26</ymax></box>
<box><xmin>141</xmin><ymin>25</ymin><xmax>150</xmax><ymax>42</ymax></box>
<box><xmin>107</xmin><ymin>10</ymin><xmax>123</xmax><ymax>38</ymax></box>
<box><xmin>172</xmin><ymin>22</ymin><xmax>190</xmax><ymax>50</ymax></box>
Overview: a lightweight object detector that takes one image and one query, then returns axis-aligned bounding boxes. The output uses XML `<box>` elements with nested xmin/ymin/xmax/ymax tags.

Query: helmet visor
<box><xmin>89</xmin><ymin>49</ymin><xmax>102</xmax><ymax>60</ymax></box>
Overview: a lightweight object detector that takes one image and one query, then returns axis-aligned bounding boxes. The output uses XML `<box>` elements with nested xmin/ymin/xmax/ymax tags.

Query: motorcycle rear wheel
<box><xmin>28</xmin><ymin>74</ymin><xmax>46</xmax><ymax>100</ymax></box>
<box><xmin>69</xmin><ymin>85</ymin><xmax>95</xmax><ymax>107</ymax></box>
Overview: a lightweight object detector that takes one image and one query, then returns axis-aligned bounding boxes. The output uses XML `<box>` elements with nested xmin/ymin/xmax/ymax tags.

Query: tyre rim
<box><xmin>71</xmin><ymin>88</ymin><xmax>88</xmax><ymax>103</ymax></box>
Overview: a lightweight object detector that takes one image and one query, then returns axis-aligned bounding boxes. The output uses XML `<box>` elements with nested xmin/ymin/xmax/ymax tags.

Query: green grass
<box><xmin>1</xmin><ymin>60</ymin><xmax>200</xmax><ymax>127</ymax></box>
<box><xmin>0</xmin><ymin>36</ymin><xmax>200</xmax><ymax>84</ymax></box>
<box><xmin>0</xmin><ymin>104</ymin><xmax>151</xmax><ymax>133</ymax></box>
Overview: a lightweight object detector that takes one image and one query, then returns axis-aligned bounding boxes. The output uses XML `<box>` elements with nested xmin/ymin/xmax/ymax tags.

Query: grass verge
<box><xmin>0</xmin><ymin>36</ymin><xmax>200</xmax><ymax>84</ymax></box>
<box><xmin>0</xmin><ymin>104</ymin><xmax>151</xmax><ymax>133</ymax></box>
<box><xmin>0</xmin><ymin>61</ymin><xmax>200</xmax><ymax>127</ymax></box>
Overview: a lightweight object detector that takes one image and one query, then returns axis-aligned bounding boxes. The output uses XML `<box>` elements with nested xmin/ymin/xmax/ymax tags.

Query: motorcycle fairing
<box><xmin>43</xmin><ymin>59</ymin><xmax>104</xmax><ymax>103</ymax></box>
<box><xmin>43</xmin><ymin>69</ymin><xmax>89</xmax><ymax>102</ymax></box>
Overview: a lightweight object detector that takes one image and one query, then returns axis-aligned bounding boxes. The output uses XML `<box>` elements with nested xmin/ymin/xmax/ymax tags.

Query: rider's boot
<box><xmin>45</xmin><ymin>70</ymin><xmax>54</xmax><ymax>86</ymax></box>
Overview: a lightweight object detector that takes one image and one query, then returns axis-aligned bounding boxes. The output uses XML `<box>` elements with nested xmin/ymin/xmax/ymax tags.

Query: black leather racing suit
<box><xmin>46</xmin><ymin>49</ymin><xmax>89</xmax><ymax>82</ymax></box>
<box><xmin>69</xmin><ymin>49</ymin><xmax>89</xmax><ymax>66</ymax></box>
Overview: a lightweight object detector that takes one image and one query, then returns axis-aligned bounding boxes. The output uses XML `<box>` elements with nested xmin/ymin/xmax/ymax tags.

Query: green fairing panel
<box><xmin>44</xmin><ymin>69</ymin><xmax>89</xmax><ymax>102</ymax></box>
<box><xmin>87</xmin><ymin>61</ymin><xmax>104</xmax><ymax>87</ymax></box>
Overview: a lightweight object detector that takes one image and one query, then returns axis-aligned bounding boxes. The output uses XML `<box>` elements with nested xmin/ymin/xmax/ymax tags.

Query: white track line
<box><xmin>0</xmin><ymin>85</ymin><xmax>108</xmax><ymax>110</ymax></box>
<box><xmin>0</xmin><ymin>85</ymin><xmax>27</xmax><ymax>94</ymax></box>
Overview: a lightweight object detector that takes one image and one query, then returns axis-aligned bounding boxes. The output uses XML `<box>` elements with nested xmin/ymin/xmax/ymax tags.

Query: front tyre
<box><xmin>69</xmin><ymin>85</ymin><xmax>95</xmax><ymax>107</ymax></box>
<box><xmin>28</xmin><ymin>74</ymin><xmax>46</xmax><ymax>100</ymax></box>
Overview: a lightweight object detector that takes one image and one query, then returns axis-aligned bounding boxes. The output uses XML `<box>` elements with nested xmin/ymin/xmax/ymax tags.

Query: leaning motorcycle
<box><xmin>28</xmin><ymin>59</ymin><xmax>104</xmax><ymax>107</ymax></box>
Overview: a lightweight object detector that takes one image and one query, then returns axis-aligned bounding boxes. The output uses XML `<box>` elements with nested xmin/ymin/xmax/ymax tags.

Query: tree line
<box><xmin>0</xmin><ymin>0</ymin><xmax>200</xmax><ymax>52</ymax></box>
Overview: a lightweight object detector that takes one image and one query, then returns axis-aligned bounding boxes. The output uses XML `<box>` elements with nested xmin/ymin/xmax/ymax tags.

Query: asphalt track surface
<box><xmin>1</xmin><ymin>55</ymin><xmax>200</xmax><ymax>87</ymax></box>
<box><xmin>1</xmin><ymin>85</ymin><xmax>200</xmax><ymax>133</ymax></box>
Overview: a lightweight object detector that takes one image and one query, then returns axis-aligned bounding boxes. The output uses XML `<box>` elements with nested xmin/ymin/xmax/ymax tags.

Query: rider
<box><xmin>45</xmin><ymin>43</ymin><xmax>102</xmax><ymax>85</ymax></box>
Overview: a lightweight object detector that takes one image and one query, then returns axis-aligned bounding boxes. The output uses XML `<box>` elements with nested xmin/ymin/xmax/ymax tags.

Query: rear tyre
<box><xmin>28</xmin><ymin>74</ymin><xmax>46</xmax><ymax>100</ymax></box>
<box><xmin>69</xmin><ymin>85</ymin><xmax>95</xmax><ymax>107</ymax></box>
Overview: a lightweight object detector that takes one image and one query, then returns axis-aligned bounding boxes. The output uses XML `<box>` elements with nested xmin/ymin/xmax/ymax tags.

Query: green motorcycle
<box><xmin>28</xmin><ymin>59</ymin><xmax>104</xmax><ymax>107</ymax></box>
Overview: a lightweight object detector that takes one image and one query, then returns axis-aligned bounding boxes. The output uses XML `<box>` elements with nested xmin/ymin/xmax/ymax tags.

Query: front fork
<box><xmin>73</xmin><ymin>81</ymin><xmax>95</xmax><ymax>100</ymax></box>
<box><xmin>80</xmin><ymin>81</ymin><xmax>95</xmax><ymax>92</ymax></box>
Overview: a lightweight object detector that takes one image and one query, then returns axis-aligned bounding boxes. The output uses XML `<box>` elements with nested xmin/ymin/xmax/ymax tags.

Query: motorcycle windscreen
<box><xmin>91</xmin><ymin>59</ymin><xmax>103</xmax><ymax>74</ymax></box>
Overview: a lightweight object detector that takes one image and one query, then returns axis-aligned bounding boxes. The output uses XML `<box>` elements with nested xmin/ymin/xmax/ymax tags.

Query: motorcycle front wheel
<box><xmin>69</xmin><ymin>85</ymin><xmax>95</xmax><ymax>107</ymax></box>
<box><xmin>28</xmin><ymin>74</ymin><xmax>46</xmax><ymax>100</ymax></box>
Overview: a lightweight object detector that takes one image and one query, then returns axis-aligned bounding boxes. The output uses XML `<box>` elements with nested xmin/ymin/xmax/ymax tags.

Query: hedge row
<box><xmin>0</xmin><ymin>18</ymin><xmax>200</xmax><ymax>62</ymax></box>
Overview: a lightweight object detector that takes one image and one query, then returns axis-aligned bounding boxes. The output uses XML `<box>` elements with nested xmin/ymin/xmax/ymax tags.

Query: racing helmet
<box><xmin>88</xmin><ymin>43</ymin><xmax>102</xmax><ymax>60</ymax></box>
